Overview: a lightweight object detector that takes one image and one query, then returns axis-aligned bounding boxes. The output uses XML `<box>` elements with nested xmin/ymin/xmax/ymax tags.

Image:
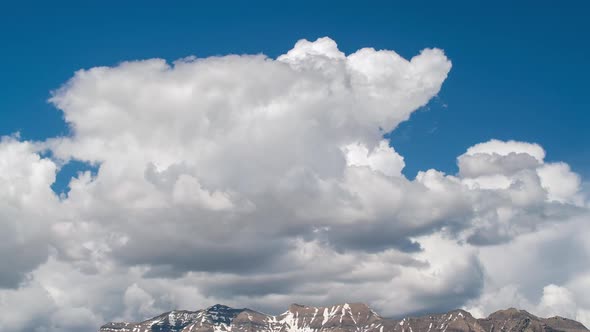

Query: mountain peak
<box><xmin>288</xmin><ymin>303</ymin><xmax>307</xmax><ymax>311</ymax></box>
<box><xmin>98</xmin><ymin>304</ymin><xmax>589</xmax><ymax>332</ymax></box>
<box><xmin>488</xmin><ymin>307</ymin><xmax>537</xmax><ymax>319</ymax></box>
<box><xmin>207</xmin><ymin>304</ymin><xmax>235</xmax><ymax>310</ymax></box>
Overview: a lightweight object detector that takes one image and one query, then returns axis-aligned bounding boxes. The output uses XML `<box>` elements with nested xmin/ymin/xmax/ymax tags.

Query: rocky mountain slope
<box><xmin>99</xmin><ymin>303</ymin><xmax>588</xmax><ymax>332</ymax></box>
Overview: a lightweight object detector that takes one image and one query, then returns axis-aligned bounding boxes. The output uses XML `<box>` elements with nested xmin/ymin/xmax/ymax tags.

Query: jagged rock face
<box><xmin>277</xmin><ymin>303</ymin><xmax>384</xmax><ymax>331</ymax></box>
<box><xmin>390</xmin><ymin>309</ymin><xmax>485</xmax><ymax>332</ymax></box>
<box><xmin>99</xmin><ymin>304</ymin><xmax>589</xmax><ymax>332</ymax></box>
<box><xmin>477</xmin><ymin>308</ymin><xmax>588</xmax><ymax>332</ymax></box>
<box><xmin>100</xmin><ymin>305</ymin><xmax>245</xmax><ymax>332</ymax></box>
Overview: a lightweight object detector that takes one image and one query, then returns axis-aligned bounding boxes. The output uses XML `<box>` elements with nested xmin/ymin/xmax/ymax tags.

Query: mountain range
<box><xmin>99</xmin><ymin>303</ymin><xmax>588</xmax><ymax>332</ymax></box>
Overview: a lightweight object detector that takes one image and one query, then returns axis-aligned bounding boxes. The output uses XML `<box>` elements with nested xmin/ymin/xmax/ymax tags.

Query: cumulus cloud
<box><xmin>464</xmin><ymin>213</ymin><xmax>590</xmax><ymax>327</ymax></box>
<box><xmin>0</xmin><ymin>136</ymin><xmax>58</xmax><ymax>287</ymax></box>
<box><xmin>0</xmin><ymin>37</ymin><xmax>588</xmax><ymax>332</ymax></box>
<box><xmin>458</xmin><ymin>140</ymin><xmax>582</xmax><ymax>206</ymax></box>
<box><xmin>344</xmin><ymin>140</ymin><xmax>405</xmax><ymax>177</ymax></box>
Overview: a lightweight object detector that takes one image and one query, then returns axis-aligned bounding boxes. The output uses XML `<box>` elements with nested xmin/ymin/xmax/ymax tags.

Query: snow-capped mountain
<box><xmin>99</xmin><ymin>303</ymin><xmax>588</xmax><ymax>332</ymax></box>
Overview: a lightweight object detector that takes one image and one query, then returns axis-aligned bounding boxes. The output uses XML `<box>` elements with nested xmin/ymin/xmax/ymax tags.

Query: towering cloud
<box><xmin>0</xmin><ymin>37</ymin><xmax>587</xmax><ymax>332</ymax></box>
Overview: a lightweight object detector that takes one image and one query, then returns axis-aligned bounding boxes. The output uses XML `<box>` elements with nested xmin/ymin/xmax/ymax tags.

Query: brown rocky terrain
<box><xmin>99</xmin><ymin>303</ymin><xmax>588</xmax><ymax>332</ymax></box>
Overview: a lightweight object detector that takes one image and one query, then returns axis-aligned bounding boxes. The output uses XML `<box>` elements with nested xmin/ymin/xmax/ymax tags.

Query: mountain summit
<box><xmin>99</xmin><ymin>303</ymin><xmax>588</xmax><ymax>332</ymax></box>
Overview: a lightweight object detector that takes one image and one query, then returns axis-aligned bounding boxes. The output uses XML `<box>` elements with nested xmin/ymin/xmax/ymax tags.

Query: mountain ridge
<box><xmin>99</xmin><ymin>303</ymin><xmax>588</xmax><ymax>332</ymax></box>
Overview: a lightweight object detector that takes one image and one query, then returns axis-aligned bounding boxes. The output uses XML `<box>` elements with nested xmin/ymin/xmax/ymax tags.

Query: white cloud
<box><xmin>123</xmin><ymin>283</ymin><xmax>159</xmax><ymax>321</ymax></box>
<box><xmin>464</xmin><ymin>139</ymin><xmax>546</xmax><ymax>161</ymax></box>
<box><xmin>465</xmin><ymin>213</ymin><xmax>590</xmax><ymax>327</ymax></box>
<box><xmin>537</xmin><ymin>162</ymin><xmax>582</xmax><ymax>204</ymax></box>
<box><xmin>171</xmin><ymin>174</ymin><xmax>235</xmax><ymax>210</ymax></box>
<box><xmin>0</xmin><ymin>37</ymin><xmax>587</xmax><ymax>332</ymax></box>
<box><xmin>344</xmin><ymin>140</ymin><xmax>405</xmax><ymax>177</ymax></box>
<box><xmin>0</xmin><ymin>136</ymin><xmax>58</xmax><ymax>287</ymax></box>
<box><xmin>538</xmin><ymin>284</ymin><xmax>577</xmax><ymax>318</ymax></box>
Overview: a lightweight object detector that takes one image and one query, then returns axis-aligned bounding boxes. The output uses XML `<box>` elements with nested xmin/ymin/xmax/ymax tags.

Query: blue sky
<box><xmin>1</xmin><ymin>1</ymin><xmax>588</xmax><ymax>189</ymax></box>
